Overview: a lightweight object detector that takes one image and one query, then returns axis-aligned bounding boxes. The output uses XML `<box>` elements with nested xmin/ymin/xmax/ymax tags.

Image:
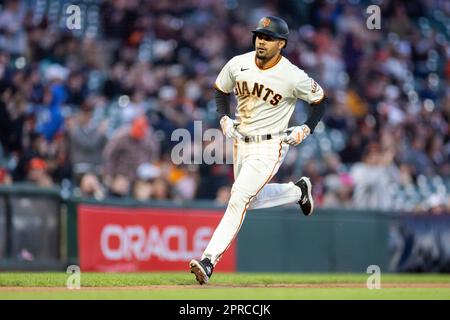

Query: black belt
<box><xmin>240</xmin><ymin>132</ymin><xmax>286</xmax><ymax>143</ymax></box>
<box><xmin>244</xmin><ymin>134</ymin><xmax>271</xmax><ymax>143</ymax></box>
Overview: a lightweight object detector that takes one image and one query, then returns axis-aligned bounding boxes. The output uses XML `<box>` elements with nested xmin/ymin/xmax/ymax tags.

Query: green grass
<box><xmin>2</xmin><ymin>288</ymin><xmax>450</xmax><ymax>300</ymax></box>
<box><xmin>1</xmin><ymin>272</ymin><xmax>450</xmax><ymax>287</ymax></box>
<box><xmin>0</xmin><ymin>272</ymin><xmax>449</xmax><ymax>300</ymax></box>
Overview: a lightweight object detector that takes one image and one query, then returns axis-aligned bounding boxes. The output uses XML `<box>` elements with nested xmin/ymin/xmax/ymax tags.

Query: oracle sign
<box><xmin>77</xmin><ymin>205</ymin><xmax>236</xmax><ymax>272</ymax></box>
<box><xmin>100</xmin><ymin>225</ymin><xmax>211</xmax><ymax>261</ymax></box>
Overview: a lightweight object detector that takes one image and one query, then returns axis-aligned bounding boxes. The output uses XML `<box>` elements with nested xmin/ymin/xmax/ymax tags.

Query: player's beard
<box><xmin>256</xmin><ymin>47</ymin><xmax>271</xmax><ymax>60</ymax></box>
<box><xmin>255</xmin><ymin>51</ymin><xmax>266</xmax><ymax>60</ymax></box>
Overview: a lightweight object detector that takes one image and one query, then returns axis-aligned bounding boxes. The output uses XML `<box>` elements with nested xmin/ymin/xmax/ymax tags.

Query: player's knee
<box><xmin>227</xmin><ymin>191</ymin><xmax>251</xmax><ymax>214</ymax></box>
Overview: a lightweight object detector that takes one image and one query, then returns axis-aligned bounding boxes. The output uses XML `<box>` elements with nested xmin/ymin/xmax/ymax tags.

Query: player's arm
<box><xmin>214</xmin><ymin>58</ymin><xmax>242</xmax><ymax>139</ymax></box>
<box><xmin>285</xmin><ymin>74</ymin><xmax>327</xmax><ymax>146</ymax></box>
<box><xmin>304</xmin><ymin>94</ymin><xmax>327</xmax><ymax>133</ymax></box>
<box><xmin>215</xmin><ymin>87</ymin><xmax>242</xmax><ymax>139</ymax></box>
<box><xmin>215</xmin><ymin>86</ymin><xmax>231</xmax><ymax>120</ymax></box>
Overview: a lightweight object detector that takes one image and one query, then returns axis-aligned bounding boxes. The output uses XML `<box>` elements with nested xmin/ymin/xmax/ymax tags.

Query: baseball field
<box><xmin>0</xmin><ymin>272</ymin><xmax>449</xmax><ymax>300</ymax></box>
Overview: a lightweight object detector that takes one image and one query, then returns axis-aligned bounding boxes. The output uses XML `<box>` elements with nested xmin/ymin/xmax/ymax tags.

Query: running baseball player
<box><xmin>190</xmin><ymin>16</ymin><xmax>328</xmax><ymax>284</ymax></box>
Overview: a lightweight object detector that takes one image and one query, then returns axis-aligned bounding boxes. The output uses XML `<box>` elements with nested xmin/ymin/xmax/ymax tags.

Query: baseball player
<box><xmin>190</xmin><ymin>16</ymin><xmax>328</xmax><ymax>284</ymax></box>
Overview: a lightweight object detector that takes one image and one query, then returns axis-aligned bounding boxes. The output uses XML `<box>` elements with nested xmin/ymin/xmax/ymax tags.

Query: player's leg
<box><xmin>244</xmin><ymin>143</ymin><xmax>299</xmax><ymax>209</ymax></box>
<box><xmin>190</xmin><ymin>140</ymin><xmax>245</xmax><ymax>284</ymax></box>
<box><xmin>232</xmin><ymin>140</ymin><xmax>242</xmax><ymax>179</ymax></box>
<box><xmin>247</xmin><ymin>144</ymin><xmax>314</xmax><ymax>215</ymax></box>
<box><xmin>247</xmin><ymin>181</ymin><xmax>301</xmax><ymax>209</ymax></box>
<box><xmin>248</xmin><ymin>178</ymin><xmax>314</xmax><ymax>215</ymax></box>
<box><xmin>231</xmin><ymin>141</ymin><xmax>313</xmax><ymax>212</ymax></box>
<box><xmin>201</xmin><ymin>141</ymin><xmax>284</xmax><ymax>266</ymax></box>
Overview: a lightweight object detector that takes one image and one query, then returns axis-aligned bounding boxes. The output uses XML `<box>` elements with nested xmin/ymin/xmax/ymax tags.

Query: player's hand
<box><xmin>220</xmin><ymin>116</ymin><xmax>243</xmax><ymax>140</ymax></box>
<box><xmin>283</xmin><ymin>125</ymin><xmax>311</xmax><ymax>146</ymax></box>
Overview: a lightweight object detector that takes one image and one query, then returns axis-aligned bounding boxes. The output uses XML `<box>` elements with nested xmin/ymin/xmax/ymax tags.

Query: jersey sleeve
<box><xmin>214</xmin><ymin>58</ymin><xmax>236</xmax><ymax>94</ymax></box>
<box><xmin>293</xmin><ymin>69</ymin><xmax>325</xmax><ymax>104</ymax></box>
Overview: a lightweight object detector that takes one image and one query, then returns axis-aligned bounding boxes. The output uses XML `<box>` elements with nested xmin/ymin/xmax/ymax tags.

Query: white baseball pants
<box><xmin>202</xmin><ymin>138</ymin><xmax>302</xmax><ymax>265</ymax></box>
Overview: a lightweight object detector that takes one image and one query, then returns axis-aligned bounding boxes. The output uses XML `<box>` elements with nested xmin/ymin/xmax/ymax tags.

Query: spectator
<box><xmin>65</xmin><ymin>71</ymin><xmax>88</xmax><ymax>106</ymax></box>
<box><xmin>132</xmin><ymin>162</ymin><xmax>162</xmax><ymax>201</ymax></box>
<box><xmin>0</xmin><ymin>83</ymin><xmax>26</xmax><ymax>154</ymax></box>
<box><xmin>215</xmin><ymin>185</ymin><xmax>231</xmax><ymax>206</ymax></box>
<box><xmin>121</xmin><ymin>89</ymin><xmax>147</xmax><ymax>124</ymax></box>
<box><xmin>350</xmin><ymin>143</ymin><xmax>398</xmax><ymax>210</ymax></box>
<box><xmin>172</xmin><ymin>165</ymin><xmax>199</xmax><ymax>201</ymax></box>
<box><xmin>79</xmin><ymin>173</ymin><xmax>105</xmax><ymax>200</ymax></box>
<box><xmin>35</xmin><ymin>65</ymin><xmax>68</xmax><ymax>142</ymax></box>
<box><xmin>108</xmin><ymin>174</ymin><xmax>130</xmax><ymax>198</ymax></box>
<box><xmin>0</xmin><ymin>0</ymin><xmax>27</xmax><ymax>56</ymax></box>
<box><xmin>339</xmin><ymin>134</ymin><xmax>366</xmax><ymax>164</ymax></box>
<box><xmin>402</xmin><ymin>136</ymin><xmax>433</xmax><ymax>176</ymax></box>
<box><xmin>12</xmin><ymin>132</ymin><xmax>48</xmax><ymax>182</ymax></box>
<box><xmin>323</xmin><ymin>173</ymin><xmax>354</xmax><ymax>209</ymax></box>
<box><xmin>67</xmin><ymin>97</ymin><xmax>108</xmax><ymax>184</ymax></box>
<box><xmin>152</xmin><ymin>177</ymin><xmax>170</xmax><ymax>200</ymax></box>
<box><xmin>26</xmin><ymin>157</ymin><xmax>53</xmax><ymax>187</ymax></box>
<box><xmin>102</xmin><ymin>115</ymin><xmax>160</xmax><ymax>188</ymax></box>
<box><xmin>102</xmin><ymin>62</ymin><xmax>126</xmax><ymax>98</ymax></box>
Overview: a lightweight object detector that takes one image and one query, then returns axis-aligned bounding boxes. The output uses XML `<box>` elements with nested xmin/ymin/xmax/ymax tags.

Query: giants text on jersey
<box><xmin>215</xmin><ymin>51</ymin><xmax>325</xmax><ymax>136</ymax></box>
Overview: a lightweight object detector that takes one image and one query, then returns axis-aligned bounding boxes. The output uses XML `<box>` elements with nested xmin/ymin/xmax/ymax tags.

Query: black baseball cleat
<box><xmin>295</xmin><ymin>177</ymin><xmax>314</xmax><ymax>216</ymax></box>
<box><xmin>189</xmin><ymin>258</ymin><xmax>214</xmax><ymax>285</ymax></box>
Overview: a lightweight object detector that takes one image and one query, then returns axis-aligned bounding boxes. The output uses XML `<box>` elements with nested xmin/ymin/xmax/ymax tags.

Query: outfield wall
<box><xmin>0</xmin><ymin>185</ymin><xmax>65</xmax><ymax>270</ymax></box>
<box><xmin>237</xmin><ymin>209</ymin><xmax>391</xmax><ymax>272</ymax></box>
<box><xmin>1</xmin><ymin>185</ymin><xmax>449</xmax><ymax>272</ymax></box>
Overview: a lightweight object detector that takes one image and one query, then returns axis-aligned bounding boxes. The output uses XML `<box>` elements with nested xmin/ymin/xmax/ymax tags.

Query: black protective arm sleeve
<box><xmin>304</xmin><ymin>96</ymin><xmax>328</xmax><ymax>133</ymax></box>
<box><xmin>215</xmin><ymin>88</ymin><xmax>231</xmax><ymax>120</ymax></box>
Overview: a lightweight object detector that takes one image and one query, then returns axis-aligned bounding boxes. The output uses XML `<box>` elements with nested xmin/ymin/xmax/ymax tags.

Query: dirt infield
<box><xmin>1</xmin><ymin>283</ymin><xmax>450</xmax><ymax>292</ymax></box>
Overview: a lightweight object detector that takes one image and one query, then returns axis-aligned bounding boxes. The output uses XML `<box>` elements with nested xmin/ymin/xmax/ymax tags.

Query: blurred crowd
<box><xmin>0</xmin><ymin>0</ymin><xmax>449</xmax><ymax>214</ymax></box>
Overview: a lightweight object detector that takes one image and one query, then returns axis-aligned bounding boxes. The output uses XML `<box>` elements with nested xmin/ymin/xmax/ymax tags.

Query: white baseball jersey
<box><xmin>215</xmin><ymin>51</ymin><xmax>325</xmax><ymax>136</ymax></box>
